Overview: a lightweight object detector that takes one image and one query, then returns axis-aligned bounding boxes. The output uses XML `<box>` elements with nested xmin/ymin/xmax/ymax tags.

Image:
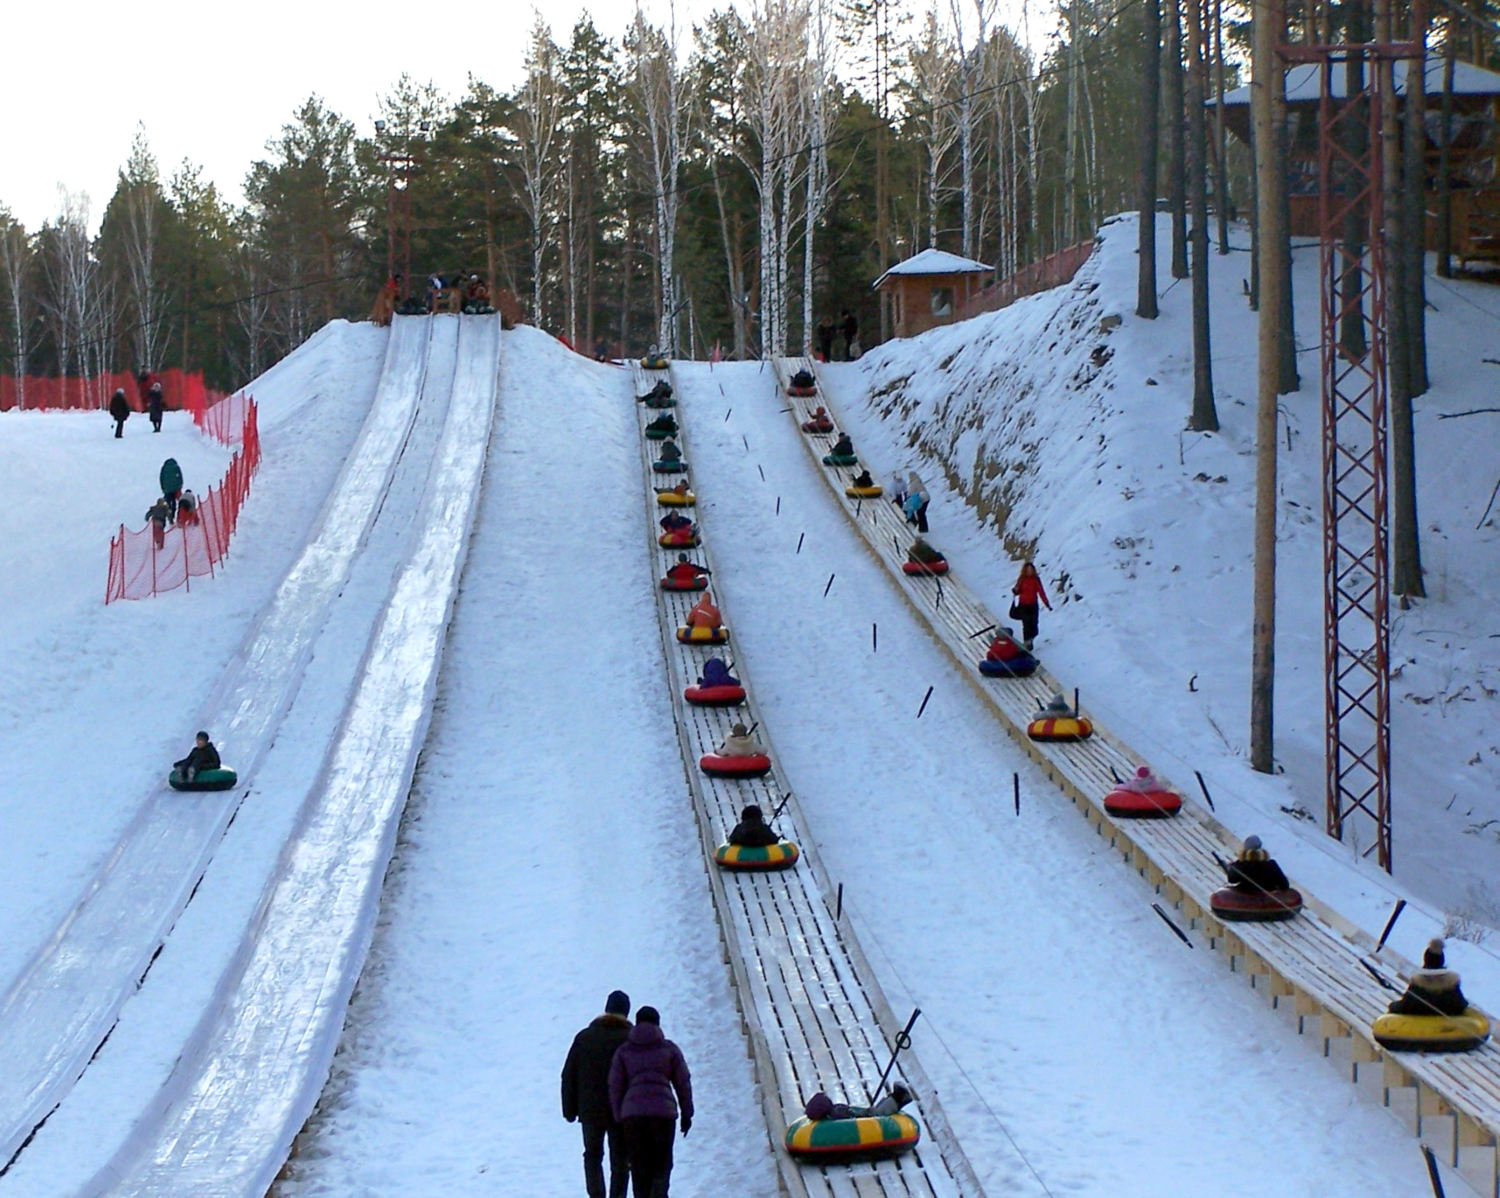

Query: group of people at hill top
<box><xmin>107</xmin><ymin>370</ymin><xmax>167</xmax><ymax>439</ymax></box>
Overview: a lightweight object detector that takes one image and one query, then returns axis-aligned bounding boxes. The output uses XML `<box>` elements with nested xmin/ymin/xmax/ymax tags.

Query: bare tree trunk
<box><xmin>1213</xmin><ymin>0</ymin><xmax>1230</xmax><ymax>254</ymax></box>
<box><xmin>1276</xmin><ymin>94</ymin><xmax>1300</xmax><ymax>392</ymax></box>
<box><xmin>1138</xmin><ymin>0</ymin><xmax>1161</xmax><ymax>318</ymax></box>
<box><xmin>1166</xmin><ymin>0</ymin><xmax>1189</xmax><ymax>278</ymax></box>
<box><xmin>1063</xmin><ymin>1</ymin><xmax>1081</xmax><ymax>245</ymax></box>
<box><xmin>1403</xmin><ymin>29</ymin><xmax>1428</xmax><ymax>395</ymax></box>
<box><xmin>1437</xmin><ymin>38</ymin><xmax>1455</xmax><ymax>277</ymax></box>
<box><xmin>1251</xmin><ymin>0</ymin><xmax>1285</xmax><ymax>772</ymax></box>
<box><xmin>1186</xmin><ymin>0</ymin><xmax>1218</xmax><ymax>430</ymax></box>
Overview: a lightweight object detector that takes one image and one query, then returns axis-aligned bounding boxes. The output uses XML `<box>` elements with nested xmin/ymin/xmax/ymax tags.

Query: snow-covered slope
<box><xmin>820</xmin><ymin>212</ymin><xmax>1500</xmax><ymax>975</ymax></box>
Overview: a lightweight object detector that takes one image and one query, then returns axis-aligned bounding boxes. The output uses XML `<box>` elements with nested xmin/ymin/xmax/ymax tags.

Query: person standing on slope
<box><xmin>903</xmin><ymin>472</ymin><xmax>930</xmax><ymax>533</ymax></box>
<box><xmin>1011</xmin><ymin>561</ymin><xmax>1051</xmax><ymax>651</ymax></box>
<box><xmin>840</xmin><ymin>308</ymin><xmax>859</xmax><ymax>361</ymax></box>
<box><xmin>562</xmin><ymin>990</ymin><xmax>634</xmax><ymax>1198</ymax></box>
<box><xmin>608</xmin><ymin>1006</ymin><xmax>693</xmax><ymax>1198</ymax></box>
<box><xmin>160</xmin><ymin>458</ymin><xmax>185</xmax><ymax>521</ymax></box>
<box><xmin>147</xmin><ymin>382</ymin><xmax>165</xmax><ymax>433</ymax></box>
<box><xmin>816</xmin><ymin>315</ymin><xmax>835</xmax><ymax>362</ymax></box>
<box><xmin>109</xmin><ymin>389</ymin><xmax>132</xmax><ymax>438</ymax></box>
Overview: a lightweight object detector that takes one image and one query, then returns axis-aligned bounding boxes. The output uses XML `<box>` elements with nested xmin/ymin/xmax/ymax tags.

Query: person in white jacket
<box><xmin>717</xmin><ymin>724</ymin><xmax>765</xmax><ymax>758</ymax></box>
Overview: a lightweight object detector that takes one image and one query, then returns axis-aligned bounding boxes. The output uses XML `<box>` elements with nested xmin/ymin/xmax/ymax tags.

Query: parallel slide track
<box><xmin>0</xmin><ymin>316</ymin><xmax>437</xmax><ymax>1172</ymax></box>
<box><xmin>79</xmin><ymin>315</ymin><xmax>502</xmax><ymax>1197</ymax></box>
<box><xmin>779</xmin><ymin>356</ymin><xmax>1500</xmax><ymax>1195</ymax></box>
<box><xmin>635</xmin><ymin>362</ymin><xmax>985</xmax><ymax>1198</ymax></box>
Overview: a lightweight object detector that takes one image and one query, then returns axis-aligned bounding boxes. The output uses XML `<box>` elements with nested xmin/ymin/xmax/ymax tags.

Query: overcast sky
<box><xmin>0</xmin><ymin>0</ymin><xmax>721</xmax><ymax>232</ymax></box>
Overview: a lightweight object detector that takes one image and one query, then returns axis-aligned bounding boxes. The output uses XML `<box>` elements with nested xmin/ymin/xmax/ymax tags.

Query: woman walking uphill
<box><xmin>608</xmin><ymin>1006</ymin><xmax>693</xmax><ymax>1198</ymax></box>
<box><xmin>1011</xmin><ymin>561</ymin><xmax>1051</xmax><ymax>651</ymax></box>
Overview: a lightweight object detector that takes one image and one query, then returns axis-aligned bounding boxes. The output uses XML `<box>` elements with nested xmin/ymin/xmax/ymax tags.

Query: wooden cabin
<box><xmin>1219</xmin><ymin>56</ymin><xmax>1500</xmax><ymax>267</ymax></box>
<box><xmin>875</xmin><ymin>249</ymin><xmax>994</xmax><ymax>338</ymax></box>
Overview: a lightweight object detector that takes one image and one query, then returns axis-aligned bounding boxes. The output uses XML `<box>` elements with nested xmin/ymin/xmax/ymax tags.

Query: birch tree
<box><xmin>0</xmin><ymin>213</ymin><xmax>33</xmax><ymax>402</ymax></box>
<box><xmin>512</xmin><ymin>17</ymin><xmax>564</xmax><ymax>323</ymax></box>
<box><xmin>906</xmin><ymin>7</ymin><xmax>961</xmax><ymax>247</ymax></box>
<box><xmin>116</xmin><ymin>128</ymin><xmax>169</xmax><ymax>371</ymax></box>
<box><xmin>801</xmin><ymin>0</ymin><xmax>835</xmax><ymax>351</ymax></box>
<box><xmin>948</xmin><ymin>0</ymin><xmax>996</xmax><ymax>258</ymax></box>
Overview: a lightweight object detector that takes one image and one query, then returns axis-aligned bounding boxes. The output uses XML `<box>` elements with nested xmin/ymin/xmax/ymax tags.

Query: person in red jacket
<box><xmin>665</xmin><ymin>554</ymin><xmax>709</xmax><ymax>587</ymax></box>
<box><xmin>1011</xmin><ymin>561</ymin><xmax>1051</xmax><ymax>650</ymax></box>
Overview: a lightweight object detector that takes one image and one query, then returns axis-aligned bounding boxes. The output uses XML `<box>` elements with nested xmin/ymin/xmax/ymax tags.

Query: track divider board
<box><xmin>634</xmin><ymin>361</ymin><xmax>986</xmax><ymax>1198</ymax></box>
<box><xmin>777</xmin><ymin>355</ymin><xmax>1500</xmax><ymax>1187</ymax></box>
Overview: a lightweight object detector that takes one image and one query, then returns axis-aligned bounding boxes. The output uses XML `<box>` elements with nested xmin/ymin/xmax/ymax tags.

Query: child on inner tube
<box><xmin>658</xmin><ymin>439</ymin><xmax>682</xmax><ymax>462</ymax></box>
<box><xmin>1223</xmin><ymin>834</ymin><xmax>1289</xmax><ymax>893</ymax></box>
<box><xmin>174</xmin><ymin>731</ymin><xmax>221</xmax><ymax>781</ymax></box>
<box><xmin>686</xmin><ymin>593</ymin><xmax>721</xmax><ymax>629</ymax></box>
<box><xmin>660</xmin><ymin>512</ymin><xmax>693</xmax><ymax>533</ymax></box>
<box><xmin>716</xmin><ymin>723</ymin><xmax>764</xmax><ymax>758</ymax></box>
<box><xmin>986</xmin><ymin>627</ymin><xmax>1028</xmax><ymax>661</ymax></box>
<box><xmin>804</xmin><ymin>1083</ymin><xmax>914</xmax><ymax>1121</ymax></box>
<box><xmin>851</xmin><ymin>469</ymin><xmax>875</xmax><ymax>489</ymax></box>
<box><xmin>1388</xmin><ymin>938</ymin><xmax>1470</xmax><ymax>1017</ymax></box>
<box><xmin>666</xmin><ymin>554</ymin><xmax>709</xmax><ymax>584</ymax></box>
<box><xmin>699</xmin><ymin>658</ymin><xmax>738</xmax><ymax>688</ymax></box>
<box><xmin>907</xmin><ymin>538</ymin><xmax>944</xmax><ymax>564</ymax></box>
<box><xmin>728</xmin><ymin>804</ymin><xmax>780</xmax><ymax>847</ymax></box>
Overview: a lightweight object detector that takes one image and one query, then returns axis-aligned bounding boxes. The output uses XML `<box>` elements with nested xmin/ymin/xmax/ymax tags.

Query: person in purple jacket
<box><xmin>607</xmin><ymin>1006</ymin><xmax>693</xmax><ymax>1198</ymax></box>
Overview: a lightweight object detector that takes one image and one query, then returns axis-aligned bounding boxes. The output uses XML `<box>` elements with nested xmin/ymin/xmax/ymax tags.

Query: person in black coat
<box><xmin>1388</xmin><ymin>939</ymin><xmax>1470</xmax><ymax>1017</ymax></box>
<box><xmin>728</xmin><ymin>804</ymin><xmax>780</xmax><ymax>848</ymax></box>
<box><xmin>562</xmin><ymin>990</ymin><xmax>634</xmax><ymax>1198</ymax></box>
<box><xmin>816</xmin><ymin>315</ymin><xmax>835</xmax><ymax>362</ymax></box>
<box><xmin>1223</xmin><ymin>835</ymin><xmax>1290</xmax><ymax>893</ymax></box>
<box><xmin>147</xmin><ymin>383</ymin><xmax>165</xmax><ymax>432</ymax></box>
<box><xmin>109</xmin><ymin>389</ymin><xmax>131</xmax><ymax>438</ymax></box>
<box><xmin>173</xmin><ymin>732</ymin><xmax>221</xmax><ymax>781</ymax></box>
<box><xmin>840</xmin><ymin>309</ymin><xmax>858</xmax><ymax>361</ymax></box>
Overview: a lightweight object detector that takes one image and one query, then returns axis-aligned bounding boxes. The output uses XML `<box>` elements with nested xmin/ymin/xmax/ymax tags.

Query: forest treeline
<box><xmin>0</xmin><ymin>0</ymin><xmax>1198</xmax><ymax>391</ymax></box>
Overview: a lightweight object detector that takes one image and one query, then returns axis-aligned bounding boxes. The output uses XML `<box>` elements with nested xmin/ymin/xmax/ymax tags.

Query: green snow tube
<box><xmin>822</xmin><ymin>453</ymin><xmax>858</xmax><ymax>468</ymax></box>
<box><xmin>169</xmin><ymin>767</ymin><xmax>238</xmax><ymax>792</ymax></box>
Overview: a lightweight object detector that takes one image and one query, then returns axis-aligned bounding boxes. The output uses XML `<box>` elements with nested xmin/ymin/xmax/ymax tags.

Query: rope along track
<box><xmin>777</xmin><ymin>355</ymin><xmax>1500</xmax><ymax>1194</ymax></box>
<box><xmin>634</xmin><ymin>362</ymin><xmax>986</xmax><ymax>1198</ymax></box>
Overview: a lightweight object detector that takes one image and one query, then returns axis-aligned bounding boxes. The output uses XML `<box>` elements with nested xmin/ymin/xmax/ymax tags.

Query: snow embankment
<box><xmin>820</xmin><ymin>212</ymin><xmax>1500</xmax><ymax>999</ymax></box>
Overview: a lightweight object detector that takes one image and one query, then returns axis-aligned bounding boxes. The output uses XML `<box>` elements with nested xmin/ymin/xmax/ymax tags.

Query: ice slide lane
<box><xmin>83</xmin><ymin>315</ymin><xmax>501</xmax><ymax>1197</ymax></box>
<box><xmin>780</xmin><ymin>356</ymin><xmax>1500</xmax><ymax>1189</ymax></box>
<box><xmin>637</xmin><ymin>363</ymin><xmax>984</xmax><ymax>1198</ymax></box>
<box><xmin>0</xmin><ymin>316</ymin><xmax>435</xmax><ymax>1171</ymax></box>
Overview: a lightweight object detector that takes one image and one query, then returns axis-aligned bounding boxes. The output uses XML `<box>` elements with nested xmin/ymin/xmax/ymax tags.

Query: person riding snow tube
<box><xmin>1103</xmin><ymin>765</ymin><xmax>1183</xmax><ymax>819</ymax></box>
<box><xmin>845</xmin><ymin>469</ymin><xmax>883</xmax><ymax>499</ymax></box>
<box><xmin>823</xmin><ymin>432</ymin><xmax>857</xmax><ymax>467</ymax></box>
<box><xmin>169</xmin><ymin>731</ymin><xmax>237</xmax><ymax>791</ymax></box>
<box><xmin>902</xmin><ymin>539</ymin><xmax>949</xmax><ymax>576</ymax></box>
<box><xmin>978</xmin><ymin>628</ymin><xmax>1038</xmax><ymax>678</ymax></box>
<box><xmin>716</xmin><ymin>803</ymin><xmax>800</xmax><ymax>870</ymax></box>
<box><xmin>658</xmin><ymin>513</ymin><xmax>699</xmax><ymax>548</ymax></box>
<box><xmin>657</xmin><ymin>482</ymin><xmax>695</xmax><ymax>507</ymax></box>
<box><xmin>1209</xmin><ymin>835</ymin><xmax>1302</xmax><ymax>921</ymax></box>
<box><xmin>644</xmin><ymin>413</ymin><xmax>678</xmax><ymax>440</ymax></box>
<box><xmin>638</xmin><ymin>379</ymin><xmax>674</xmax><ymax>407</ymax></box>
<box><xmin>785</xmin><ymin>1086</ymin><xmax>920</xmax><ymax>1162</ymax></box>
<box><xmin>653</xmin><ymin>439</ymin><xmax>687</xmax><ymax>473</ymax></box>
<box><xmin>700</xmin><ymin>724</ymin><xmax>771</xmax><ymax>778</ymax></box>
<box><xmin>787</xmin><ymin>368</ymin><xmax>817</xmax><ymax>398</ymax></box>
<box><xmin>662</xmin><ymin>555</ymin><xmax>710</xmax><ymax>592</ymax></box>
<box><xmin>685</xmin><ymin>657</ymin><xmax>745</xmax><ymax>706</ymax></box>
<box><xmin>677</xmin><ymin>593</ymin><xmax>728</xmax><ymax>643</ymax></box>
<box><xmin>641</xmin><ymin>351</ymin><xmax>670</xmax><ymax>370</ymax></box>
<box><xmin>801</xmin><ymin>407</ymin><xmax>834</xmax><ymax>434</ymax></box>
<box><xmin>1027</xmin><ymin>694</ymin><xmax>1093</xmax><ymax>741</ymax></box>
<box><xmin>1373</xmin><ymin>939</ymin><xmax>1490</xmax><ymax>1052</ymax></box>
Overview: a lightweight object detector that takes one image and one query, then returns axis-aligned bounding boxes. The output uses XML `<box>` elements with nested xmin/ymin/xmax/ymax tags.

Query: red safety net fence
<box><xmin>0</xmin><ymin>369</ymin><xmax>227</xmax><ymax>413</ymax></box>
<box><xmin>960</xmin><ymin>241</ymin><xmax>1095</xmax><ymax>320</ymax></box>
<box><xmin>105</xmin><ymin>397</ymin><xmax>261</xmax><ymax>604</ymax></box>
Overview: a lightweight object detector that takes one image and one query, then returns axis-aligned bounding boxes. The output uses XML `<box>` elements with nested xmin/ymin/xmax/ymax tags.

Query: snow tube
<box><xmin>902</xmin><ymin>559</ymin><xmax>948</xmax><ymax>576</ymax></box>
<box><xmin>644</xmin><ymin>426</ymin><xmax>676</xmax><ymax>440</ymax></box>
<box><xmin>658</xmin><ymin>530</ymin><xmax>699</xmax><ymax>548</ymax></box>
<box><xmin>641</xmin><ymin>355</ymin><xmax>670</xmax><ymax>370</ymax></box>
<box><xmin>802</xmin><ymin>418</ymin><xmax>834</xmax><ymax>434</ymax></box>
<box><xmin>845</xmin><ymin>484</ymin><xmax>884</xmax><ymax>498</ymax></box>
<box><xmin>168</xmin><ymin>767</ymin><xmax>238</xmax><ymax>792</ymax></box>
<box><xmin>642</xmin><ymin>395</ymin><xmax>676</xmax><ymax>409</ymax></box>
<box><xmin>700</xmin><ymin>752</ymin><xmax>772</xmax><ymax>778</ymax></box>
<box><xmin>657</xmin><ymin>490</ymin><xmax>695</xmax><ymax>507</ymax></box>
<box><xmin>715</xmin><ymin>840</ymin><xmax>800</xmax><ymax>871</ymax></box>
<box><xmin>1103</xmin><ymin>786</ymin><xmax>1183</xmax><ymax>819</ymax></box>
<box><xmin>978</xmin><ymin>655</ymin><xmax>1037</xmax><ymax>678</ymax></box>
<box><xmin>788</xmin><ymin>384</ymin><xmax>818</xmax><ymax>398</ymax></box>
<box><xmin>661</xmin><ymin>575</ymin><xmax>708</xmax><ymax>592</ymax></box>
<box><xmin>1372</xmin><ymin>1009</ymin><xmax>1490</xmax><ymax>1053</ymax></box>
<box><xmin>823</xmin><ymin>453</ymin><xmax>858</xmax><ymax>467</ymax></box>
<box><xmin>685</xmin><ymin>683</ymin><xmax>745</xmax><ymax>706</ymax></box>
<box><xmin>1209</xmin><ymin>886</ymin><xmax>1303</xmax><ymax>922</ymax></box>
<box><xmin>677</xmin><ymin>625</ymin><xmax>729</xmax><ymax>645</ymax></box>
<box><xmin>1026</xmin><ymin>715</ymin><xmax>1093</xmax><ymax>741</ymax></box>
<box><xmin>653</xmin><ymin>459</ymin><xmax>688</xmax><ymax>474</ymax></box>
<box><xmin>784</xmin><ymin>1112</ymin><xmax>920</xmax><ymax>1162</ymax></box>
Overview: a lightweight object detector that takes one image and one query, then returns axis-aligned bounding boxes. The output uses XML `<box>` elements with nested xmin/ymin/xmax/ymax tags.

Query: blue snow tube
<box><xmin>979</xmin><ymin>654</ymin><xmax>1038</xmax><ymax>678</ymax></box>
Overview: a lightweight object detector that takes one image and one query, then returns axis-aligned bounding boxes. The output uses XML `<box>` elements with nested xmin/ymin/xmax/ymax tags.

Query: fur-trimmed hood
<box><xmin>1411</xmin><ymin>967</ymin><xmax>1461</xmax><ymax>992</ymax></box>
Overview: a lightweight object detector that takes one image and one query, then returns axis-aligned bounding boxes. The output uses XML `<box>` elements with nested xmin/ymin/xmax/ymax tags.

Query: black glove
<box><xmin>680</xmin><ymin>1114</ymin><xmax>692</xmax><ymax>1136</ymax></box>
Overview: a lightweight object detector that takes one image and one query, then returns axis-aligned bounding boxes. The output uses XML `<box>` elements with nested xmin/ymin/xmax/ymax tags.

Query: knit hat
<box><xmin>731</xmin><ymin>723</ymin><xmax>748</xmax><ymax>736</ymax></box>
<box><xmin>1424</xmin><ymin>939</ymin><xmax>1446</xmax><ymax>969</ymax></box>
<box><xmin>636</xmin><ymin>1006</ymin><xmax>660</xmax><ymax>1025</ymax></box>
<box><xmin>605</xmin><ymin>990</ymin><xmax>631</xmax><ymax>1016</ymax></box>
<box><xmin>741</xmin><ymin>804</ymin><xmax>764</xmax><ymax>822</ymax></box>
<box><xmin>1242</xmin><ymin>834</ymin><xmax>1263</xmax><ymax>852</ymax></box>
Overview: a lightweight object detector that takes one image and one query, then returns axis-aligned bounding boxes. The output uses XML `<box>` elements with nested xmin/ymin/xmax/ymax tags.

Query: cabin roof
<box><xmin>875</xmin><ymin>248</ymin><xmax>993</xmax><ymax>288</ymax></box>
<box><xmin>1219</xmin><ymin>55</ymin><xmax>1500</xmax><ymax>106</ymax></box>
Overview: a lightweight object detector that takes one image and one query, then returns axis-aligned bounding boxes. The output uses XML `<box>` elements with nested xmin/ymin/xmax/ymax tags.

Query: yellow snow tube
<box><xmin>657</xmin><ymin>490</ymin><xmax>695</xmax><ymax>507</ymax></box>
<box><xmin>1372</xmin><ymin>1009</ymin><xmax>1490</xmax><ymax>1053</ymax></box>
<box><xmin>845</xmin><ymin>485</ymin><xmax>884</xmax><ymax>498</ymax></box>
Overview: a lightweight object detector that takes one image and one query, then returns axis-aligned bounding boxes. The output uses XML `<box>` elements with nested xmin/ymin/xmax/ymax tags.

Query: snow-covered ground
<box><xmin>820</xmin><ymin>215</ymin><xmax>1500</xmax><ymax>989</ymax></box>
<box><xmin>278</xmin><ymin>328</ymin><xmax>780</xmax><ymax>1198</ymax></box>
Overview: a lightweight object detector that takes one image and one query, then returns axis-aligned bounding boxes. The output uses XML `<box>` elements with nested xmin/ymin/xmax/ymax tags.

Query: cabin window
<box><xmin>930</xmin><ymin>286</ymin><xmax>953</xmax><ymax>316</ymax></box>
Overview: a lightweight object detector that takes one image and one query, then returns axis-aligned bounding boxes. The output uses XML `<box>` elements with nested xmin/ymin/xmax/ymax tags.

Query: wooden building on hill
<box><xmin>875</xmin><ymin>249</ymin><xmax>994</xmax><ymax>339</ymax></box>
<box><xmin>1219</xmin><ymin>56</ymin><xmax>1500</xmax><ymax>268</ymax></box>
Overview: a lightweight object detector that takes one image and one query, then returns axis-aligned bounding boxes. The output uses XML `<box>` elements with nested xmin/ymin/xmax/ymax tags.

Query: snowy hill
<box><xmin>821</xmin><ymin>212</ymin><xmax>1500</xmax><ymax>955</ymax></box>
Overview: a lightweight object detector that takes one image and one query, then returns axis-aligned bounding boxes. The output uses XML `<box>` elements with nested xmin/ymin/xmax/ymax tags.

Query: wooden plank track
<box><xmin>777</xmin><ymin>355</ymin><xmax>1500</xmax><ymax>1195</ymax></box>
<box><xmin>632</xmin><ymin>362</ymin><xmax>987</xmax><ymax>1198</ymax></box>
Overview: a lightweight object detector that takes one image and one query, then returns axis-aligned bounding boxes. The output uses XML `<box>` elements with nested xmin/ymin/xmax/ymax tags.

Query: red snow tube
<box><xmin>801</xmin><ymin>418</ymin><xmax>834</xmax><ymax>434</ymax></box>
<box><xmin>1103</xmin><ymin>787</ymin><xmax>1182</xmax><ymax>819</ymax></box>
<box><xmin>1210</xmin><ymin>886</ymin><xmax>1304</xmax><ymax>922</ymax></box>
<box><xmin>903</xmin><ymin>559</ymin><xmax>949</xmax><ymax>577</ymax></box>
<box><xmin>788</xmin><ymin>385</ymin><xmax>817</xmax><ymax>398</ymax></box>
<box><xmin>658</xmin><ymin>530</ymin><xmax>699</xmax><ymax>548</ymax></box>
<box><xmin>700</xmin><ymin>753</ymin><xmax>772</xmax><ymax>778</ymax></box>
<box><xmin>685</xmin><ymin>684</ymin><xmax>746</xmax><ymax>706</ymax></box>
<box><xmin>661</xmin><ymin>575</ymin><xmax>708</xmax><ymax>592</ymax></box>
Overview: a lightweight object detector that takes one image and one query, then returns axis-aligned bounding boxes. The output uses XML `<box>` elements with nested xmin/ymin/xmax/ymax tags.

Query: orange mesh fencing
<box><xmin>1</xmin><ymin>369</ymin><xmax>227</xmax><ymax>413</ymax></box>
<box><xmin>105</xmin><ymin>397</ymin><xmax>261</xmax><ymax>604</ymax></box>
